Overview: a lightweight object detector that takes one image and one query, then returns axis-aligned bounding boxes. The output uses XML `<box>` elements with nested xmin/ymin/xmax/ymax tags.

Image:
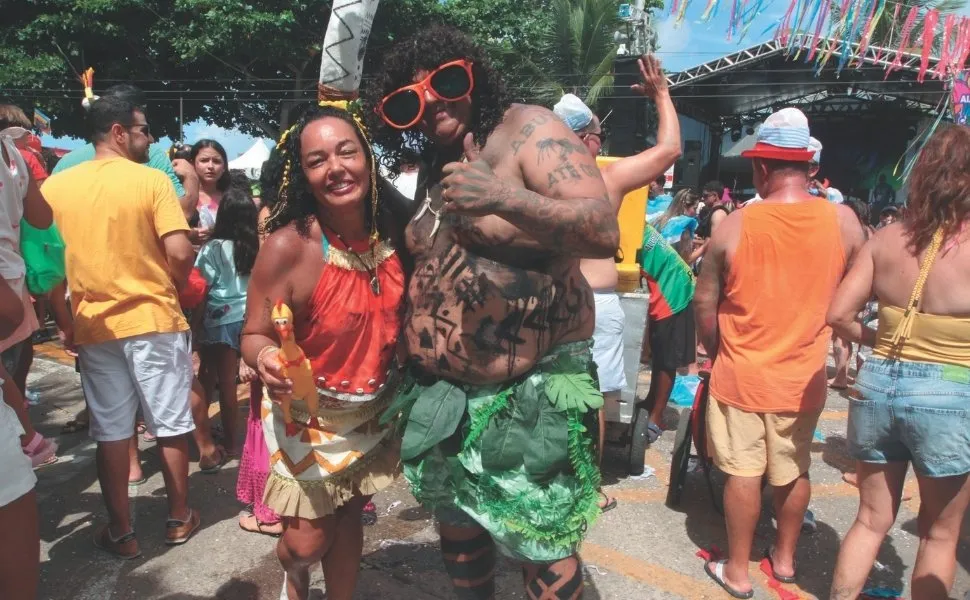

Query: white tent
<box><xmin>228</xmin><ymin>141</ymin><xmax>271</xmax><ymax>180</ymax></box>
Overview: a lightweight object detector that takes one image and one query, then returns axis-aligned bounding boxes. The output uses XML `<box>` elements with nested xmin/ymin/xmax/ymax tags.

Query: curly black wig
<box><xmin>260</xmin><ymin>104</ymin><xmax>395</xmax><ymax>240</ymax></box>
<box><xmin>362</xmin><ymin>24</ymin><xmax>511</xmax><ymax>177</ymax></box>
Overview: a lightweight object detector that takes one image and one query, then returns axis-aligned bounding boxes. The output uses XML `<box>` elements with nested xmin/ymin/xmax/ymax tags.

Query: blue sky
<box><xmin>655</xmin><ymin>0</ymin><xmax>789</xmax><ymax>72</ymax></box>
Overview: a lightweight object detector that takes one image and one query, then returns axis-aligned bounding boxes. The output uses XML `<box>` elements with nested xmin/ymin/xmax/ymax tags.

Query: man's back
<box><xmin>43</xmin><ymin>157</ymin><xmax>189</xmax><ymax>345</ymax></box>
<box><xmin>710</xmin><ymin>199</ymin><xmax>846</xmax><ymax>413</ymax></box>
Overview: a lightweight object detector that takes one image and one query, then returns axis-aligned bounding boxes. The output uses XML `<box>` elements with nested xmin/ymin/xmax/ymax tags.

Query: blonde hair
<box><xmin>0</xmin><ymin>104</ymin><xmax>31</xmax><ymax>130</ymax></box>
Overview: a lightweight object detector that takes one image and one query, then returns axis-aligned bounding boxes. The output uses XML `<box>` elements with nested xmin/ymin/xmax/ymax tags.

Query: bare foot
<box><xmin>828</xmin><ymin>378</ymin><xmax>849</xmax><ymax>390</ymax></box>
<box><xmin>842</xmin><ymin>471</ymin><xmax>858</xmax><ymax>486</ymax></box>
<box><xmin>238</xmin><ymin>512</ymin><xmax>283</xmax><ymax>537</ymax></box>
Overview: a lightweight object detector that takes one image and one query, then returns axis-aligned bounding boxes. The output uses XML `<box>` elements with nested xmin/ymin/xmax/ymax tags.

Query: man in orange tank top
<box><xmin>694</xmin><ymin>108</ymin><xmax>864</xmax><ymax>598</ymax></box>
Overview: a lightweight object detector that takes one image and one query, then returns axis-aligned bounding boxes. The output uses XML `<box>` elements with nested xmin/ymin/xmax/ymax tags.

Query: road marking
<box><xmin>582</xmin><ymin>542</ymin><xmax>720</xmax><ymax>598</ymax></box>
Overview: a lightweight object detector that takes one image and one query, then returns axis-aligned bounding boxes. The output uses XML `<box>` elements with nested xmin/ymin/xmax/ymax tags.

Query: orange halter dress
<box><xmin>262</xmin><ymin>232</ymin><xmax>405</xmax><ymax>519</ymax></box>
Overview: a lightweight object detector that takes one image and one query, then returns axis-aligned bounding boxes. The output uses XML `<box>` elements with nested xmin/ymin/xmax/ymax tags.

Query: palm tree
<box><xmin>515</xmin><ymin>0</ymin><xmax>624</xmax><ymax>111</ymax></box>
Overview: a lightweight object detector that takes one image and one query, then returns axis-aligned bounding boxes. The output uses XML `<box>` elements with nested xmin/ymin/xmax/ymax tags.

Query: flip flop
<box><xmin>598</xmin><ymin>490</ymin><xmax>618</xmax><ymax>513</ymax></box>
<box><xmin>238</xmin><ymin>512</ymin><xmax>283</xmax><ymax>537</ymax></box>
<box><xmin>128</xmin><ymin>475</ymin><xmax>148</xmax><ymax>487</ymax></box>
<box><xmin>704</xmin><ymin>560</ymin><xmax>753</xmax><ymax>599</ymax></box>
<box><xmin>61</xmin><ymin>419</ymin><xmax>88</xmax><ymax>434</ymax></box>
<box><xmin>646</xmin><ymin>422</ymin><xmax>663</xmax><ymax>445</ymax></box>
<box><xmin>764</xmin><ymin>547</ymin><xmax>797</xmax><ymax>584</ymax></box>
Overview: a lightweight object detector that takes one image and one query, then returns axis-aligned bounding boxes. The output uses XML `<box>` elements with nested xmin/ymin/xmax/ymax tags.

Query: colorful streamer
<box><xmin>918</xmin><ymin>9</ymin><xmax>939</xmax><ymax>82</ymax></box>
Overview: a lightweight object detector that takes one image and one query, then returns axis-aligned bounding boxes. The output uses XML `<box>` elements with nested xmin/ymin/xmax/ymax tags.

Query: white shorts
<box><xmin>78</xmin><ymin>331</ymin><xmax>195</xmax><ymax>442</ymax></box>
<box><xmin>592</xmin><ymin>292</ymin><xmax>627</xmax><ymax>393</ymax></box>
<box><xmin>0</xmin><ymin>386</ymin><xmax>36</xmax><ymax>507</ymax></box>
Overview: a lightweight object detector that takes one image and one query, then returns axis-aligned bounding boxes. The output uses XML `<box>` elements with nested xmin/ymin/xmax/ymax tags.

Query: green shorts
<box><xmin>381</xmin><ymin>340</ymin><xmax>604</xmax><ymax>563</ymax></box>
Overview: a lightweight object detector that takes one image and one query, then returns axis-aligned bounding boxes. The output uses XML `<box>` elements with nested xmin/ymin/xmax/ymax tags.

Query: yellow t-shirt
<box><xmin>43</xmin><ymin>157</ymin><xmax>189</xmax><ymax>344</ymax></box>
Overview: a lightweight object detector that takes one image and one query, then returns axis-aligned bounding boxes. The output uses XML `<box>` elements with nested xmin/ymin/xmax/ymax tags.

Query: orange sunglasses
<box><xmin>376</xmin><ymin>59</ymin><xmax>475</xmax><ymax>130</ymax></box>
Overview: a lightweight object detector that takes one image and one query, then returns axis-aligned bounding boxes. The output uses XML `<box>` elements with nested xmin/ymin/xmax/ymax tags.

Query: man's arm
<box><xmin>441</xmin><ymin>109</ymin><xmax>619</xmax><ymax>259</ymax></box>
<box><xmin>827</xmin><ymin>239</ymin><xmax>876</xmax><ymax>347</ymax></box>
<box><xmin>162</xmin><ymin>231</ymin><xmax>194</xmax><ymax>290</ymax></box>
<box><xmin>602</xmin><ymin>56</ymin><xmax>681</xmax><ymax>209</ymax></box>
<box><xmin>835</xmin><ymin>203</ymin><xmax>866</xmax><ymax>270</ymax></box>
<box><xmin>694</xmin><ymin>213</ymin><xmax>738</xmax><ymax>358</ymax></box>
<box><xmin>172</xmin><ymin>158</ymin><xmax>200</xmax><ymax>221</ymax></box>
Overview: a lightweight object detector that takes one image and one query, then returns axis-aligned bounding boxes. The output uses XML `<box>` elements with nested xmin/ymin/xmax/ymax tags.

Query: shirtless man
<box><xmin>552</xmin><ymin>55</ymin><xmax>682</xmax><ymax>488</ymax></box>
<box><xmin>365</xmin><ymin>25</ymin><xmax>619</xmax><ymax>599</ymax></box>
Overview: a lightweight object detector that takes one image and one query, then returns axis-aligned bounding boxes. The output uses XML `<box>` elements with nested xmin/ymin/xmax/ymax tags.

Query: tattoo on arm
<box><xmin>510</xmin><ymin>112</ymin><xmax>554</xmax><ymax>156</ymax></box>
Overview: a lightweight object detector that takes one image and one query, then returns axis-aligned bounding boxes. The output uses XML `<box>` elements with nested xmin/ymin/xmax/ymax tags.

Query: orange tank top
<box><xmin>710</xmin><ymin>200</ymin><xmax>845</xmax><ymax>413</ymax></box>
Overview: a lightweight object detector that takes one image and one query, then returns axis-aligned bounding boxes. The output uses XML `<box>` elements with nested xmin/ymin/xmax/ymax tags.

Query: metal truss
<box><xmin>667</xmin><ymin>34</ymin><xmax>942</xmax><ymax>89</ymax></box>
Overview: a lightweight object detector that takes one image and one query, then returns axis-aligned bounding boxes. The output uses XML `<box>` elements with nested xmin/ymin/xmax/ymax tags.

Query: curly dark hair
<box><xmin>362</xmin><ymin>24</ymin><xmax>511</xmax><ymax>177</ymax></box>
<box><xmin>906</xmin><ymin>126</ymin><xmax>970</xmax><ymax>252</ymax></box>
<box><xmin>210</xmin><ymin>187</ymin><xmax>260</xmax><ymax>276</ymax></box>
<box><xmin>260</xmin><ymin>104</ymin><xmax>393</xmax><ymax>240</ymax></box>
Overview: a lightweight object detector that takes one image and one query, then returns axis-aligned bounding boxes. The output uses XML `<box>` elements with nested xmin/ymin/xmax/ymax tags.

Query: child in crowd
<box><xmin>193</xmin><ymin>188</ymin><xmax>259</xmax><ymax>455</ymax></box>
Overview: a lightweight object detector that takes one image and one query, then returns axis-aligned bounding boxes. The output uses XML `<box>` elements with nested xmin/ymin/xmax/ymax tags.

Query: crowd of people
<box><xmin>0</xmin><ymin>18</ymin><xmax>967</xmax><ymax>600</ymax></box>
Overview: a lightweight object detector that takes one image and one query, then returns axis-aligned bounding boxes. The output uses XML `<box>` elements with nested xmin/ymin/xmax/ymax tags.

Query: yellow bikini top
<box><xmin>874</xmin><ymin>228</ymin><xmax>970</xmax><ymax>367</ymax></box>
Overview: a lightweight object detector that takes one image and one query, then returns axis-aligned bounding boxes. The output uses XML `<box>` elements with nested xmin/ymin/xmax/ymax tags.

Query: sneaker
<box><xmin>165</xmin><ymin>508</ymin><xmax>201</xmax><ymax>545</ymax></box>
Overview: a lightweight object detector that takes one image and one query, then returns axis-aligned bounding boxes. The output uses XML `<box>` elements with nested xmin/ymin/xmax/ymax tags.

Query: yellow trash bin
<box><xmin>596</xmin><ymin>156</ymin><xmax>646</xmax><ymax>293</ymax></box>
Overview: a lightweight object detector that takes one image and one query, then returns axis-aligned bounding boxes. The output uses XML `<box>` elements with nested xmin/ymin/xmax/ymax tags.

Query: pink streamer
<box><xmin>807</xmin><ymin>0</ymin><xmax>830</xmax><ymax>60</ymax></box>
<box><xmin>776</xmin><ymin>0</ymin><xmax>799</xmax><ymax>44</ymax></box>
<box><xmin>955</xmin><ymin>17</ymin><xmax>970</xmax><ymax>73</ymax></box>
<box><xmin>937</xmin><ymin>14</ymin><xmax>955</xmax><ymax>79</ymax></box>
<box><xmin>886</xmin><ymin>5</ymin><xmax>920</xmax><ymax>78</ymax></box>
<box><xmin>918</xmin><ymin>9</ymin><xmax>939</xmax><ymax>82</ymax></box>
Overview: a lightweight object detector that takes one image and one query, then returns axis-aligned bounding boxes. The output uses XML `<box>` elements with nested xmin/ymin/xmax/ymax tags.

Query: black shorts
<box><xmin>649</xmin><ymin>302</ymin><xmax>696</xmax><ymax>371</ymax></box>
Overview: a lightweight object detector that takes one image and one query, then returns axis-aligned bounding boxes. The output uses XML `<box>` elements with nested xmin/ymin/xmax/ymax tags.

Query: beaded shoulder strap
<box><xmin>320</xmin><ymin>234</ymin><xmax>330</xmax><ymax>261</ymax></box>
<box><xmin>890</xmin><ymin>228</ymin><xmax>944</xmax><ymax>345</ymax></box>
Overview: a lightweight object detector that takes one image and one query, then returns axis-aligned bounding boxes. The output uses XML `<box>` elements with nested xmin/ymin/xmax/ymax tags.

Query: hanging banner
<box><xmin>953</xmin><ymin>71</ymin><xmax>970</xmax><ymax>126</ymax></box>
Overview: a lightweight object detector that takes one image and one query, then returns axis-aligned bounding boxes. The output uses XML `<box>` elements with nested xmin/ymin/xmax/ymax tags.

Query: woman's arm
<box><xmin>827</xmin><ymin>240</ymin><xmax>877</xmax><ymax>347</ymax></box>
<box><xmin>240</xmin><ymin>230</ymin><xmax>301</xmax><ymax>396</ymax></box>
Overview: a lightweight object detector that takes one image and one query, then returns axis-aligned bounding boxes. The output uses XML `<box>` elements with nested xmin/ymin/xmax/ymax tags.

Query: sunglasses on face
<box><xmin>377</xmin><ymin>59</ymin><xmax>475</xmax><ymax>130</ymax></box>
<box><xmin>128</xmin><ymin>124</ymin><xmax>151</xmax><ymax>137</ymax></box>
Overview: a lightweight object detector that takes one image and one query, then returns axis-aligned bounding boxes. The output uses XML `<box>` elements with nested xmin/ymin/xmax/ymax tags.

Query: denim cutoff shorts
<box><xmin>849</xmin><ymin>356</ymin><xmax>970</xmax><ymax>477</ymax></box>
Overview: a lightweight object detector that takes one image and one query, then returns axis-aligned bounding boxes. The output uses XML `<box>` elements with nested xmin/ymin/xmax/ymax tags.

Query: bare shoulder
<box><xmin>258</xmin><ymin>224</ymin><xmax>310</xmax><ymax>272</ymax></box>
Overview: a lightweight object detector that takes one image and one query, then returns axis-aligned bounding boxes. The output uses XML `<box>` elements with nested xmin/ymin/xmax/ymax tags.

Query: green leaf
<box><xmin>523</xmin><ymin>387</ymin><xmax>569</xmax><ymax>481</ymax></box>
<box><xmin>378</xmin><ymin>376</ymin><xmax>421</xmax><ymax>426</ymax></box>
<box><xmin>544</xmin><ymin>371</ymin><xmax>603</xmax><ymax>414</ymax></box>
<box><xmin>480</xmin><ymin>390</ymin><xmax>526</xmax><ymax>472</ymax></box>
<box><xmin>400</xmin><ymin>381</ymin><xmax>466</xmax><ymax>461</ymax></box>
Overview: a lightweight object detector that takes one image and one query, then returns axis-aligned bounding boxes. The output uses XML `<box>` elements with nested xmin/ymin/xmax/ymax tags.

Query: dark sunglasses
<box><xmin>377</xmin><ymin>59</ymin><xmax>475</xmax><ymax>129</ymax></box>
<box><xmin>128</xmin><ymin>124</ymin><xmax>151</xmax><ymax>136</ymax></box>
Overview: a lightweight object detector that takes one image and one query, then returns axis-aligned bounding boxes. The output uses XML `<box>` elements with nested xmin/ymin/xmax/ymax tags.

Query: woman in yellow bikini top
<box><xmin>825</xmin><ymin>125</ymin><xmax>970</xmax><ymax>600</ymax></box>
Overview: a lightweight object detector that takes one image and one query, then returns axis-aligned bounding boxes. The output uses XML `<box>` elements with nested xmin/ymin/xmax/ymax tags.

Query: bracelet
<box><xmin>256</xmin><ymin>345</ymin><xmax>280</xmax><ymax>370</ymax></box>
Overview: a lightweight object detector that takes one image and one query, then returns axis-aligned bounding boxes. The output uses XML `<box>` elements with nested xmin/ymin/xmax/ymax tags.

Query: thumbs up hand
<box><xmin>440</xmin><ymin>132</ymin><xmax>505</xmax><ymax>217</ymax></box>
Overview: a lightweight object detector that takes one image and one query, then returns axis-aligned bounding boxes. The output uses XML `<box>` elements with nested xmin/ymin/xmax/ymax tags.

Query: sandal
<box><xmin>704</xmin><ymin>560</ymin><xmax>754</xmax><ymax>599</ymax></box>
<box><xmin>93</xmin><ymin>524</ymin><xmax>141</xmax><ymax>560</ymax></box>
<box><xmin>598</xmin><ymin>490</ymin><xmax>618</xmax><ymax>513</ymax></box>
<box><xmin>238</xmin><ymin>512</ymin><xmax>283</xmax><ymax>537</ymax></box>
<box><xmin>646</xmin><ymin>422</ymin><xmax>663</xmax><ymax>445</ymax></box>
<box><xmin>199</xmin><ymin>446</ymin><xmax>228</xmax><ymax>474</ymax></box>
<box><xmin>763</xmin><ymin>547</ymin><xmax>797</xmax><ymax>584</ymax></box>
<box><xmin>361</xmin><ymin>501</ymin><xmax>377</xmax><ymax>526</ymax></box>
<box><xmin>165</xmin><ymin>508</ymin><xmax>201</xmax><ymax>545</ymax></box>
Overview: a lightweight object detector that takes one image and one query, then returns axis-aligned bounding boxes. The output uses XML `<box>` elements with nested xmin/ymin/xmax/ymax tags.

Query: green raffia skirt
<box><xmin>381</xmin><ymin>340</ymin><xmax>604</xmax><ymax>563</ymax></box>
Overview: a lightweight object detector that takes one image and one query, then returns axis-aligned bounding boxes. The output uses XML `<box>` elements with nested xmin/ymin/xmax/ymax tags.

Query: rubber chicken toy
<box><xmin>271</xmin><ymin>301</ymin><xmax>319</xmax><ymax>434</ymax></box>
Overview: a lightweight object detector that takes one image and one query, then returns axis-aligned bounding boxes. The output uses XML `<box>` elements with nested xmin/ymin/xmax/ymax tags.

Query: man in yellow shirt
<box><xmin>42</xmin><ymin>95</ymin><xmax>198</xmax><ymax>558</ymax></box>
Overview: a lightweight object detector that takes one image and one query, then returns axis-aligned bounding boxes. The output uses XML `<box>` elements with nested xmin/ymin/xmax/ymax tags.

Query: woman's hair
<box><xmin>362</xmin><ymin>24</ymin><xmax>511</xmax><ymax>176</ymax></box>
<box><xmin>260</xmin><ymin>104</ymin><xmax>383</xmax><ymax>238</ymax></box>
<box><xmin>0</xmin><ymin>104</ymin><xmax>31</xmax><ymax>130</ymax></box>
<box><xmin>228</xmin><ymin>169</ymin><xmax>252</xmax><ymax>196</ymax></box>
<box><xmin>654</xmin><ymin>188</ymin><xmax>700</xmax><ymax>233</ymax></box>
<box><xmin>190</xmin><ymin>139</ymin><xmax>231</xmax><ymax>191</ymax></box>
<box><xmin>210</xmin><ymin>187</ymin><xmax>259</xmax><ymax>276</ymax></box>
<box><xmin>906</xmin><ymin>126</ymin><xmax>970</xmax><ymax>253</ymax></box>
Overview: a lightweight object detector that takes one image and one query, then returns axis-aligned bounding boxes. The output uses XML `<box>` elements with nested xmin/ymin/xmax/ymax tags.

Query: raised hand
<box><xmin>440</xmin><ymin>132</ymin><xmax>504</xmax><ymax>217</ymax></box>
<box><xmin>631</xmin><ymin>54</ymin><xmax>668</xmax><ymax>99</ymax></box>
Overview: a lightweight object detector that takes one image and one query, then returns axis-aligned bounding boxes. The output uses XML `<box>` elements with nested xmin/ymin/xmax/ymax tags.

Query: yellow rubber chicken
<box><xmin>271</xmin><ymin>301</ymin><xmax>319</xmax><ymax>435</ymax></box>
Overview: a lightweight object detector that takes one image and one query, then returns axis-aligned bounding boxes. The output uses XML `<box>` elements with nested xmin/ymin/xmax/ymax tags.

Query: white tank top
<box><xmin>0</xmin><ymin>134</ymin><xmax>27</xmax><ymax>281</ymax></box>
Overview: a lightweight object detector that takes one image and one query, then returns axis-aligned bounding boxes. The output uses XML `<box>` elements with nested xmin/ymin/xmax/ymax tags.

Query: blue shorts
<box><xmin>849</xmin><ymin>356</ymin><xmax>970</xmax><ymax>477</ymax></box>
<box><xmin>198</xmin><ymin>320</ymin><xmax>243</xmax><ymax>352</ymax></box>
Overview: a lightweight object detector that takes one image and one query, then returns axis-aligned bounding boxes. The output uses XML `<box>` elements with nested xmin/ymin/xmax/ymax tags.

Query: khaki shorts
<box><xmin>706</xmin><ymin>395</ymin><xmax>821</xmax><ymax>486</ymax></box>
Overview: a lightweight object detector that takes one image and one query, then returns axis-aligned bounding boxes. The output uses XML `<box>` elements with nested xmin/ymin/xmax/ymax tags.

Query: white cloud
<box><xmin>657</xmin><ymin>16</ymin><xmax>693</xmax><ymax>55</ymax></box>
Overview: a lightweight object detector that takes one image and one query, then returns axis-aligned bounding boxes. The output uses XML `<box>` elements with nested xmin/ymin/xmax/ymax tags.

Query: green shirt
<box><xmin>640</xmin><ymin>224</ymin><xmax>695</xmax><ymax>320</ymax></box>
<box><xmin>52</xmin><ymin>145</ymin><xmax>185</xmax><ymax>198</ymax></box>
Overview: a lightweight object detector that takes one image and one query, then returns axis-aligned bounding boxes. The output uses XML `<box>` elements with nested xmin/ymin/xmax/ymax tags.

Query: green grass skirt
<box><xmin>381</xmin><ymin>340</ymin><xmax>603</xmax><ymax>563</ymax></box>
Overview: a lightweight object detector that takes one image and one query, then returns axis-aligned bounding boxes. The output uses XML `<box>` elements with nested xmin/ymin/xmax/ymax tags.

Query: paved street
<box><xmin>24</xmin><ymin>344</ymin><xmax>970</xmax><ymax>599</ymax></box>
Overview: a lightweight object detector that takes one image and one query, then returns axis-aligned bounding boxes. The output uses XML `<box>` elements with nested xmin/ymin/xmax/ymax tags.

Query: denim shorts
<box><xmin>849</xmin><ymin>356</ymin><xmax>970</xmax><ymax>477</ymax></box>
<box><xmin>197</xmin><ymin>320</ymin><xmax>243</xmax><ymax>352</ymax></box>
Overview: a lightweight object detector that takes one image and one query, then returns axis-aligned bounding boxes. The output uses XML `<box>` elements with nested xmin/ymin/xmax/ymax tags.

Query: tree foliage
<box><xmin>1</xmin><ymin>0</ymin><xmax>535</xmax><ymax>139</ymax></box>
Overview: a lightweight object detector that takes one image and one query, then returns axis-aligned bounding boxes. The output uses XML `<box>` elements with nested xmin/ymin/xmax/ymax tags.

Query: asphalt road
<box><xmin>23</xmin><ymin>345</ymin><xmax>970</xmax><ymax>599</ymax></box>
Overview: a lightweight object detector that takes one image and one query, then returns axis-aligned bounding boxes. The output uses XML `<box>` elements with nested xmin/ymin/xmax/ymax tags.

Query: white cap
<box><xmin>553</xmin><ymin>93</ymin><xmax>593</xmax><ymax>132</ymax></box>
<box><xmin>808</xmin><ymin>136</ymin><xmax>822</xmax><ymax>164</ymax></box>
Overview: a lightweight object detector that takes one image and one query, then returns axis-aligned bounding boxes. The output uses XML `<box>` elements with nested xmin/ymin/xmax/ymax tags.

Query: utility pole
<box><xmin>616</xmin><ymin>1</ymin><xmax>658</xmax><ymax>56</ymax></box>
<box><xmin>179</xmin><ymin>96</ymin><xmax>184</xmax><ymax>143</ymax></box>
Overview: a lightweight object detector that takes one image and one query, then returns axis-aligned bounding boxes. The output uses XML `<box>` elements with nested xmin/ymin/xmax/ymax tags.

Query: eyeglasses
<box><xmin>128</xmin><ymin>124</ymin><xmax>151</xmax><ymax>137</ymax></box>
<box><xmin>377</xmin><ymin>59</ymin><xmax>475</xmax><ymax>130</ymax></box>
<box><xmin>581</xmin><ymin>131</ymin><xmax>603</xmax><ymax>142</ymax></box>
